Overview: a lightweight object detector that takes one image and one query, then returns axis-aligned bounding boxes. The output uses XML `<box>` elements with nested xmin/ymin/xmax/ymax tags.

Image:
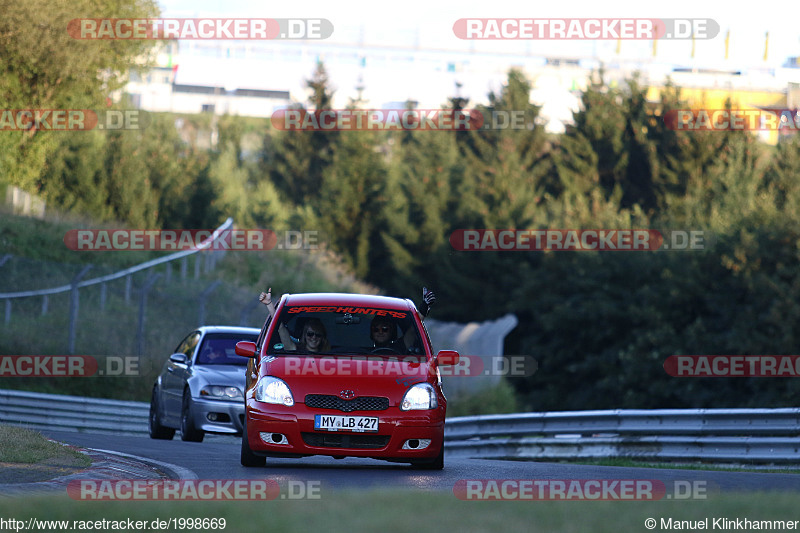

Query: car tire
<box><xmin>411</xmin><ymin>445</ymin><xmax>444</xmax><ymax>470</ymax></box>
<box><xmin>240</xmin><ymin>419</ymin><xmax>266</xmax><ymax>467</ymax></box>
<box><xmin>149</xmin><ymin>388</ymin><xmax>175</xmax><ymax>440</ymax></box>
<box><xmin>180</xmin><ymin>389</ymin><xmax>204</xmax><ymax>442</ymax></box>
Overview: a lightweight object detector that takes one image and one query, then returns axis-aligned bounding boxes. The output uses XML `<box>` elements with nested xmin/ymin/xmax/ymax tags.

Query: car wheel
<box><xmin>149</xmin><ymin>388</ymin><xmax>175</xmax><ymax>440</ymax></box>
<box><xmin>240</xmin><ymin>419</ymin><xmax>266</xmax><ymax>467</ymax></box>
<box><xmin>180</xmin><ymin>389</ymin><xmax>204</xmax><ymax>442</ymax></box>
<box><xmin>411</xmin><ymin>445</ymin><xmax>444</xmax><ymax>470</ymax></box>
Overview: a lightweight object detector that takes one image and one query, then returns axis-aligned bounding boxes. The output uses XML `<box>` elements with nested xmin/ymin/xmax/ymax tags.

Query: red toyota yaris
<box><xmin>235</xmin><ymin>293</ymin><xmax>459</xmax><ymax>469</ymax></box>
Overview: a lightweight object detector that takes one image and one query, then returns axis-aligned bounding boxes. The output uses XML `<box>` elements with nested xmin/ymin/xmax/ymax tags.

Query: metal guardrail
<box><xmin>0</xmin><ymin>389</ymin><xmax>149</xmax><ymax>436</ymax></box>
<box><xmin>445</xmin><ymin>410</ymin><xmax>800</xmax><ymax>463</ymax></box>
<box><xmin>2</xmin><ymin>389</ymin><xmax>798</xmax><ymax>462</ymax></box>
<box><xmin>445</xmin><ymin>409</ymin><xmax>800</xmax><ymax>438</ymax></box>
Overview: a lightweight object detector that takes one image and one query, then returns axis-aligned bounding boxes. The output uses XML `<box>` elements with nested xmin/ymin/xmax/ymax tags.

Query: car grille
<box><xmin>301</xmin><ymin>432</ymin><xmax>390</xmax><ymax>449</ymax></box>
<box><xmin>305</xmin><ymin>394</ymin><xmax>390</xmax><ymax>412</ymax></box>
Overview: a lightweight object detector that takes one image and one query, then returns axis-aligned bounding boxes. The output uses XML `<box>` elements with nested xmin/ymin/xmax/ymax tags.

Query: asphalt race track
<box><xmin>42</xmin><ymin>431</ymin><xmax>800</xmax><ymax>494</ymax></box>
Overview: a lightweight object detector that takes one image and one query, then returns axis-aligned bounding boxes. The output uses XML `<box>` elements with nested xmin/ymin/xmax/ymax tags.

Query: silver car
<box><xmin>149</xmin><ymin>326</ymin><xmax>259</xmax><ymax>442</ymax></box>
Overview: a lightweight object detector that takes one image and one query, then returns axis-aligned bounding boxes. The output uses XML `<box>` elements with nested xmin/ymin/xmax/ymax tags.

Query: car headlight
<box><xmin>255</xmin><ymin>377</ymin><xmax>294</xmax><ymax>406</ymax></box>
<box><xmin>200</xmin><ymin>385</ymin><xmax>243</xmax><ymax>401</ymax></box>
<box><xmin>400</xmin><ymin>383</ymin><xmax>437</xmax><ymax>411</ymax></box>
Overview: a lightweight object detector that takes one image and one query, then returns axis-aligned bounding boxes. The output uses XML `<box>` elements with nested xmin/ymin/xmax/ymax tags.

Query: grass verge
<box><xmin>0</xmin><ymin>490</ymin><xmax>798</xmax><ymax>532</ymax></box>
<box><xmin>0</xmin><ymin>425</ymin><xmax>90</xmax><ymax>484</ymax></box>
<box><xmin>0</xmin><ymin>425</ymin><xmax>89</xmax><ymax>466</ymax></box>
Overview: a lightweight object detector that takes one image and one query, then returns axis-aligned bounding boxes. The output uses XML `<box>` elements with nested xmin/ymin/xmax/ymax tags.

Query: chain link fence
<box><xmin>0</xmin><ymin>219</ymin><xmax>243</xmax><ymax>356</ymax></box>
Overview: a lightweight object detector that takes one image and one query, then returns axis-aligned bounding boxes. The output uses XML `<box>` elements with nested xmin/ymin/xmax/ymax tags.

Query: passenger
<box><xmin>258</xmin><ymin>289</ymin><xmax>330</xmax><ymax>353</ymax></box>
<box><xmin>295</xmin><ymin>318</ymin><xmax>330</xmax><ymax>353</ymax></box>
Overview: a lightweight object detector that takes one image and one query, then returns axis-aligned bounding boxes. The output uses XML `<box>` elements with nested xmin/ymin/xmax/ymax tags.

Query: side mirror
<box><xmin>436</xmin><ymin>350</ymin><xmax>460</xmax><ymax>366</ymax></box>
<box><xmin>169</xmin><ymin>353</ymin><xmax>188</xmax><ymax>364</ymax></box>
<box><xmin>235</xmin><ymin>341</ymin><xmax>258</xmax><ymax>358</ymax></box>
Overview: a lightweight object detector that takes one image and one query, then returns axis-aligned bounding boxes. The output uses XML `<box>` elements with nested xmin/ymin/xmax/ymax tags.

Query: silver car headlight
<box><xmin>200</xmin><ymin>385</ymin><xmax>243</xmax><ymax>401</ymax></box>
<box><xmin>400</xmin><ymin>383</ymin><xmax>437</xmax><ymax>411</ymax></box>
<box><xmin>255</xmin><ymin>376</ymin><xmax>294</xmax><ymax>406</ymax></box>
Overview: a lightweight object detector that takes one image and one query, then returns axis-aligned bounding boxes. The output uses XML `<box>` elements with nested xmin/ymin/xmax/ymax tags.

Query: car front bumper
<box><xmin>245</xmin><ymin>401</ymin><xmax>445</xmax><ymax>460</ymax></box>
<box><xmin>191</xmin><ymin>397</ymin><xmax>245</xmax><ymax>434</ymax></box>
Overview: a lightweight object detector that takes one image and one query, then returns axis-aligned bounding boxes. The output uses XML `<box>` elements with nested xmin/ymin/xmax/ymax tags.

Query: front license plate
<box><xmin>314</xmin><ymin>415</ymin><xmax>378</xmax><ymax>432</ymax></box>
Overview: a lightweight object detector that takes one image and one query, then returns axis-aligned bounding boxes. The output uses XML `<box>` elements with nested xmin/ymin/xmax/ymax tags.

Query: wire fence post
<box><xmin>198</xmin><ymin>280</ymin><xmax>221</xmax><ymax>326</ymax></box>
<box><xmin>125</xmin><ymin>275</ymin><xmax>132</xmax><ymax>303</ymax></box>
<box><xmin>0</xmin><ymin>218</ymin><xmax>233</xmax><ymax>346</ymax></box>
<box><xmin>68</xmin><ymin>265</ymin><xmax>93</xmax><ymax>355</ymax></box>
<box><xmin>137</xmin><ymin>273</ymin><xmax>162</xmax><ymax>356</ymax></box>
<box><xmin>1</xmin><ymin>255</ymin><xmax>12</xmax><ymax>325</ymax></box>
<box><xmin>99</xmin><ymin>282</ymin><xmax>107</xmax><ymax>311</ymax></box>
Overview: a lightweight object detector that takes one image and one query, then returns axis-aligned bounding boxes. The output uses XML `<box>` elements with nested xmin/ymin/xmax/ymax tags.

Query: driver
<box><xmin>370</xmin><ymin>316</ymin><xmax>406</xmax><ymax>352</ymax></box>
<box><xmin>370</xmin><ymin>287</ymin><xmax>436</xmax><ymax>353</ymax></box>
<box><xmin>203</xmin><ymin>346</ymin><xmax>226</xmax><ymax>364</ymax></box>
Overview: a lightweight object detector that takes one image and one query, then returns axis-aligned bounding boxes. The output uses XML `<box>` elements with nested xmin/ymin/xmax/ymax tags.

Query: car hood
<box><xmin>264</xmin><ymin>355</ymin><xmax>433</xmax><ymax>401</ymax></box>
<box><xmin>192</xmin><ymin>364</ymin><xmax>246</xmax><ymax>386</ymax></box>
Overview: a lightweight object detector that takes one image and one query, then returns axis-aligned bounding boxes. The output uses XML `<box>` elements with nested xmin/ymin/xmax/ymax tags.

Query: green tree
<box><xmin>208</xmin><ymin>141</ymin><xmax>289</xmax><ymax>230</ymax></box>
<box><xmin>36</xmin><ymin>130</ymin><xmax>111</xmax><ymax>219</ymax></box>
<box><xmin>267</xmin><ymin>62</ymin><xmax>339</xmax><ymax>208</ymax></box>
<box><xmin>0</xmin><ymin>0</ymin><xmax>159</xmax><ymax>192</ymax></box>
<box><xmin>102</xmin><ymin>130</ymin><xmax>159</xmax><ymax>227</ymax></box>
<box><xmin>316</xmin><ymin>127</ymin><xmax>388</xmax><ymax>279</ymax></box>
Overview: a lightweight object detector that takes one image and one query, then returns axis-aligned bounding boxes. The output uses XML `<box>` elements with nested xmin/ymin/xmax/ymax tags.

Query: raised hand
<box><xmin>421</xmin><ymin>286</ymin><xmax>436</xmax><ymax>316</ymax></box>
<box><xmin>259</xmin><ymin>288</ymin><xmax>273</xmax><ymax>307</ymax></box>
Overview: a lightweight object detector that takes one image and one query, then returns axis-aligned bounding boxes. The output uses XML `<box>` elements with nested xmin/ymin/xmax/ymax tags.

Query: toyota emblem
<box><xmin>339</xmin><ymin>389</ymin><xmax>355</xmax><ymax>400</ymax></box>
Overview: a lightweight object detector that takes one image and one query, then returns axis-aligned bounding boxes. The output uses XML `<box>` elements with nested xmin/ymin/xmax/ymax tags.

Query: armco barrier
<box><xmin>0</xmin><ymin>389</ymin><xmax>149</xmax><ymax>435</ymax></box>
<box><xmin>445</xmin><ymin>410</ymin><xmax>800</xmax><ymax>463</ymax></box>
<box><xmin>2</xmin><ymin>389</ymin><xmax>799</xmax><ymax>462</ymax></box>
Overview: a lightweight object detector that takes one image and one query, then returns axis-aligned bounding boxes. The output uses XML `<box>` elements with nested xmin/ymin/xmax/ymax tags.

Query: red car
<box><xmin>235</xmin><ymin>293</ymin><xmax>459</xmax><ymax>469</ymax></box>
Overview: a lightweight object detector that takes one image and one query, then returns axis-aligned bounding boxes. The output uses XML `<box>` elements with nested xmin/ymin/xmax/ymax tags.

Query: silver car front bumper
<box><xmin>190</xmin><ymin>397</ymin><xmax>245</xmax><ymax>434</ymax></box>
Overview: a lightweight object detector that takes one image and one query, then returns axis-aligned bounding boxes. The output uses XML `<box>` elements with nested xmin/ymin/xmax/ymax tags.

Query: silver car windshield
<box><xmin>197</xmin><ymin>333</ymin><xmax>256</xmax><ymax>365</ymax></box>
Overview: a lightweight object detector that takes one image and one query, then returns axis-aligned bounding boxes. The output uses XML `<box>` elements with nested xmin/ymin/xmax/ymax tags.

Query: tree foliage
<box><xmin>0</xmin><ymin>0</ymin><xmax>159</xmax><ymax>191</ymax></box>
<box><xmin>4</xmin><ymin>18</ymin><xmax>800</xmax><ymax>412</ymax></box>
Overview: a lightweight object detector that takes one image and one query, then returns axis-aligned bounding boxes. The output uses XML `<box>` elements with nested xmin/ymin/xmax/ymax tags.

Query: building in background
<box><xmin>123</xmin><ymin>38</ymin><xmax>800</xmax><ymax>140</ymax></box>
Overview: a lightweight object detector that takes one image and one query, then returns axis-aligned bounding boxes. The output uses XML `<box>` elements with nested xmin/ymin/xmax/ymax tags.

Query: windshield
<box><xmin>266</xmin><ymin>307</ymin><xmax>426</xmax><ymax>359</ymax></box>
<box><xmin>197</xmin><ymin>333</ymin><xmax>257</xmax><ymax>366</ymax></box>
